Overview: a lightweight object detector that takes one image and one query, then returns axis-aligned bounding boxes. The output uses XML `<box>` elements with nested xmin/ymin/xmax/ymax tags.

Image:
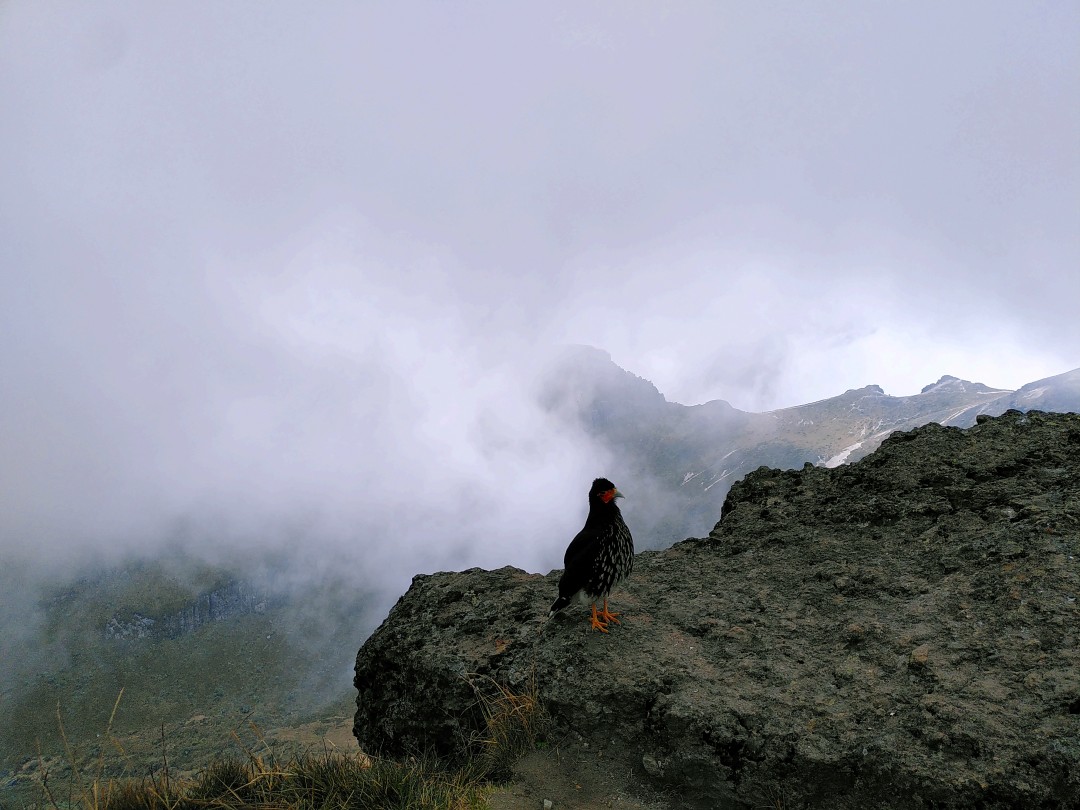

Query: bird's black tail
<box><xmin>548</xmin><ymin>595</ymin><xmax>572</xmax><ymax>617</ymax></box>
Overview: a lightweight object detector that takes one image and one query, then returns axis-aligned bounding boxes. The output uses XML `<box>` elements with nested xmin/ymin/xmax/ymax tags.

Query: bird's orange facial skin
<box><xmin>600</xmin><ymin>489</ymin><xmax>618</xmax><ymax>504</ymax></box>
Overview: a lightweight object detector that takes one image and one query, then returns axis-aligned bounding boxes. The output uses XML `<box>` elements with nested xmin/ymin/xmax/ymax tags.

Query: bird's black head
<box><xmin>589</xmin><ymin>477</ymin><xmax>623</xmax><ymax>506</ymax></box>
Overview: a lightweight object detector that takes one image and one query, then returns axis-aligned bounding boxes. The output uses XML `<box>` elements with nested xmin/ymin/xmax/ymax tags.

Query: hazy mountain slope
<box><xmin>541</xmin><ymin>346</ymin><xmax>1080</xmax><ymax>547</ymax></box>
<box><xmin>0</xmin><ymin>558</ymin><xmax>373</xmax><ymax>803</ymax></box>
<box><xmin>995</xmin><ymin>367</ymin><xmax>1080</xmax><ymax>414</ymax></box>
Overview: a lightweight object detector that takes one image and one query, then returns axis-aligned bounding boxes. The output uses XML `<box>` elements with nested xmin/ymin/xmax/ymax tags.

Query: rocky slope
<box><xmin>103</xmin><ymin>579</ymin><xmax>274</xmax><ymax>640</ymax></box>
<box><xmin>354</xmin><ymin>410</ymin><xmax>1080</xmax><ymax>808</ymax></box>
<box><xmin>541</xmin><ymin>346</ymin><xmax>1080</xmax><ymax>548</ymax></box>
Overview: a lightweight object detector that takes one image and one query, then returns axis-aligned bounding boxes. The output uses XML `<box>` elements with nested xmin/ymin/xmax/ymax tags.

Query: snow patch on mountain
<box><xmin>824</xmin><ymin>441</ymin><xmax>863</xmax><ymax>468</ymax></box>
<box><xmin>704</xmin><ymin>470</ymin><xmax>733</xmax><ymax>492</ymax></box>
<box><xmin>1018</xmin><ymin>386</ymin><xmax>1049</xmax><ymax>401</ymax></box>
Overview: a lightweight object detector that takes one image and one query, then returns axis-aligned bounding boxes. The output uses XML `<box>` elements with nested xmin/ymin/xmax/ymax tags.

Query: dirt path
<box><xmin>486</xmin><ymin>743</ymin><xmax>674</xmax><ymax>810</ymax></box>
<box><xmin>287</xmin><ymin>715</ymin><xmax>673</xmax><ymax>809</ymax></box>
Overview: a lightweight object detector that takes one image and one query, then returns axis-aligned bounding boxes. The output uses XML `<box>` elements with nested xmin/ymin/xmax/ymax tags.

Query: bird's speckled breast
<box><xmin>584</xmin><ymin>514</ymin><xmax>634</xmax><ymax>599</ymax></box>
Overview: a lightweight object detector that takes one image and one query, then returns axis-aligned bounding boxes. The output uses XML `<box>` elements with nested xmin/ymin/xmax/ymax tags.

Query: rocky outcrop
<box><xmin>354</xmin><ymin>410</ymin><xmax>1080</xmax><ymax>808</ymax></box>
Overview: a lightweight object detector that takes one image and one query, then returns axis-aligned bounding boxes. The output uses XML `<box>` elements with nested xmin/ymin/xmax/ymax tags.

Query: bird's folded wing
<box><xmin>558</xmin><ymin>530</ymin><xmax>600</xmax><ymax>598</ymax></box>
<box><xmin>562</xmin><ymin>526</ymin><xmax>594</xmax><ymax>568</ymax></box>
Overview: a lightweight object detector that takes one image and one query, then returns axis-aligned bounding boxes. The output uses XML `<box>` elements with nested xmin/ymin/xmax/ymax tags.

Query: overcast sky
<box><xmin>2</xmin><ymin>2</ymin><xmax>1078</xmax><ymax>580</ymax></box>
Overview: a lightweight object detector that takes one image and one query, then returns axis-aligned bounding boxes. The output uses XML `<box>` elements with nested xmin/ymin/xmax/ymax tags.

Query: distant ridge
<box><xmin>541</xmin><ymin>347</ymin><xmax>1080</xmax><ymax>547</ymax></box>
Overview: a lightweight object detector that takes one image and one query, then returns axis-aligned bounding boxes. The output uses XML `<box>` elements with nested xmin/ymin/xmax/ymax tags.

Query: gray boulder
<box><xmin>354</xmin><ymin>410</ymin><xmax>1080</xmax><ymax>808</ymax></box>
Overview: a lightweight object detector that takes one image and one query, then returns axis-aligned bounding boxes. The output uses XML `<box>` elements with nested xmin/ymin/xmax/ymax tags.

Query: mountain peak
<box><xmin>841</xmin><ymin>384</ymin><xmax>885</xmax><ymax>396</ymax></box>
<box><xmin>558</xmin><ymin>343</ymin><xmax>612</xmax><ymax>363</ymax></box>
<box><xmin>920</xmin><ymin>375</ymin><xmax>962</xmax><ymax>394</ymax></box>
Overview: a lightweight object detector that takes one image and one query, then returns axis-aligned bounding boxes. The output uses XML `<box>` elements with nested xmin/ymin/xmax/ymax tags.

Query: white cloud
<box><xmin>0</xmin><ymin>1</ymin><xmax>1076</xmax><ymax>581</ymax></box>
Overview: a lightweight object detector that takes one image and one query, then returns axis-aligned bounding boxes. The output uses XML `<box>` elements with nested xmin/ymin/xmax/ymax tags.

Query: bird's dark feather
<box><xmin>557</xmin><ymin>527</ymin><xmax>600</xmax><ymax>601</ymax></box>
<box><xmin>563</xmin><ymin>524</ymin><xmax>596</xmax><ymax>569</ymax></box>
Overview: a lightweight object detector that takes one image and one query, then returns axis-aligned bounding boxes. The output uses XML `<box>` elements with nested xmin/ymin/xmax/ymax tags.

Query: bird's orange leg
<box><xmin>597</xmin><ymin>599</ymin><xmax>621</xmax><ymax>626</ymax></box>
<box><xmin>589</xmin><ymin>603</ymin><xmax>610</xmax><ymax>633</ymax></box>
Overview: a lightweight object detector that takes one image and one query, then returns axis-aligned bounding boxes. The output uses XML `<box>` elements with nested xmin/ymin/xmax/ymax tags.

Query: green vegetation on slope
<box><xmin>5</xmin><ymin>660</ymin><xmax>548</xmax><ymax>810</ymax></box>
<box><xmin>0</xmin><ymin>558</ymin><xmax>376</xmax><ymax>807</ymax></box>
<box><xmin>32</xmin><ymin>747</ymin><xmax>489</xmax><ymax>810</ymax></box>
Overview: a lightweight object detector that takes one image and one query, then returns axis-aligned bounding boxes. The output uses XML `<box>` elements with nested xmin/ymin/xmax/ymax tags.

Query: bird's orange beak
<box><xmin>600</xmin><ymin>488</ymin><xmax>623</xmax><ymax>504</ymax></box>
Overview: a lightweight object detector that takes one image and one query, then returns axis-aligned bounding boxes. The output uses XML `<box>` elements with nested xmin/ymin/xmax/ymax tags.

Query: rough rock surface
<box><xmin>354</xmin><ymin>410</ymin><xmax>1080</xmax><ymax>808</ymax></box>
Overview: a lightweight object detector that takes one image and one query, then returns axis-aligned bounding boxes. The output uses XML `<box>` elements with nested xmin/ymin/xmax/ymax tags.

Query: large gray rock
<box><xmin>354</xmin><ymin>410</ymin><xmax>1080</xmax><ymax>808</ymax></box>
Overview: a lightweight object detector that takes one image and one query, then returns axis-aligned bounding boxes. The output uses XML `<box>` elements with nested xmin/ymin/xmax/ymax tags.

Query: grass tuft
<box><xmin>28</xmin><ymin>690</ymin><xmax>495</xmax><ymax>810</ymax></box>
<box><xmin>25</xmin><ymin>673</ymin><xmax>550</xmax><ymax>810</ymax></box>
<box><xmin>467</xmin><ymin>671</ymin><xmax>548</xmax><ymax>781</ymax></box>
<box><xmin>38</xmin><ymin>750</ymin><xmax>488</xmax><ymax>810</ymax></box>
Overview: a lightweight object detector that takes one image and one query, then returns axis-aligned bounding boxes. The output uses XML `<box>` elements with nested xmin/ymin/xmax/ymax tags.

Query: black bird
<box><xmin>549</xmin><ymin>478</ymin><xmax>635</xmax><ymax>632</ymax></box>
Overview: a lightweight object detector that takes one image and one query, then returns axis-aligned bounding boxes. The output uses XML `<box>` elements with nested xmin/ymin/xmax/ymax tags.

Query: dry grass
<box><xmin>466</xmin><ymin>672</ymin><xmax>549</xmax><ymax>781</ymax></box>
<box><xmin>74</xmin><ymin>752</ymin><xmax>488</xmax><ymax>810</ymax></box>
<box><xmin>34</xmin><ymin>737</ymin><xmax>487</xmax><ymax>810</ymax></box>
<box><xmin>22</xmin><ymin>677</ymin><xmax>549</xmax><ymax>810</ymax></box>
